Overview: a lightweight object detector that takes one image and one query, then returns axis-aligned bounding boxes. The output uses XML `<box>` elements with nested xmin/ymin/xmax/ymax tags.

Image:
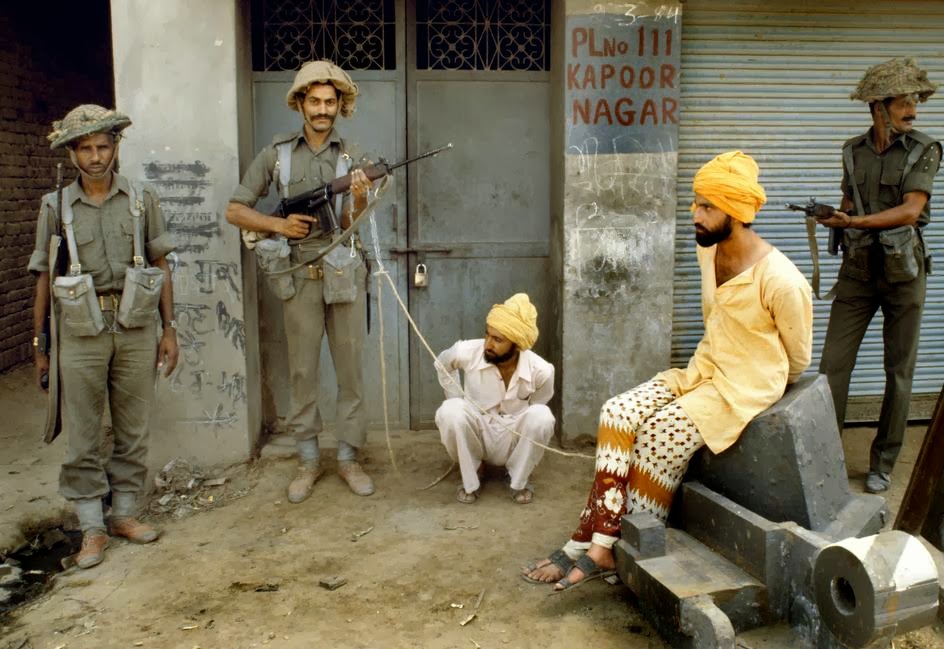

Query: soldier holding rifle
<box><xmin>225</xmin><ymin>60</ymin><xmax>376</xmax><ymax>501</ymax></box>
<box><xmin>816</xmin><ymin>58</ymin><xmax>941</xmax><ymax>494</ymax></box>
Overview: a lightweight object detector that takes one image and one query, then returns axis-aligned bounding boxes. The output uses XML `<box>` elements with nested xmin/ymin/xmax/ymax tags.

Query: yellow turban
<box><xmin>486</xmin><ymin>293</ymin><xmax>539</xmax><ymax>350</ymax></box>
<box><xmin>692</xmin><ymin>151</ymin><xmax>767</xmax><ymax>224</ymax></box>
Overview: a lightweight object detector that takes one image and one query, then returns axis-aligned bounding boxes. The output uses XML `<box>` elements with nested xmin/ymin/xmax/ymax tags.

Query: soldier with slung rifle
<box><xmin>30</xmin><ymin>105</ymin><xmax>178</xmax><ymax>569</ymax></box>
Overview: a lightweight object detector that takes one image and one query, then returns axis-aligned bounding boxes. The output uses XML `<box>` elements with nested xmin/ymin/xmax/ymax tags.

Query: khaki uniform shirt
<box><xmin>28</xmin><ymin>173</ymin><xmax>175</xmax><ymax>292</ymax></box>
<box><xmin>658</xmin><ymin>245</ymin><xmax>813</xmax><ymax>454</ymax></box>
<box><xmin>229</xmin><ymin>128</ymin><xmax>355</xmax><ymax>245</ymax></box>
<box><xmin>841</xmin><ymin>128</ymin><xmax>941</xmax><ymax>226</ymax></box>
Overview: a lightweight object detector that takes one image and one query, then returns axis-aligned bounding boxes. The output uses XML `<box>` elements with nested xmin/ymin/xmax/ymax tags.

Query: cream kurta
<box><xmin>658</xmin><ymin>245</ymin><xmax>812</xmax><ymax>453</ymax></box>
<box><xmin>435</xmin><ymin>339</ymin><xmax>555</xmax><ymax>492</ymax></box>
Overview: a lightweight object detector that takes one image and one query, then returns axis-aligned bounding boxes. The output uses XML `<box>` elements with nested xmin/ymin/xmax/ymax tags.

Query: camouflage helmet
<box><xmin>850</xmin><ymin>57</ymin><xmax>937</xmax><ymax>103</ymax></box>
<box><xmin>286</xmin><ymin>60</ymin><xmax>358</xmax><ymax>117</ymax></box>
<box><xmin>48</xmin><ymin>104</ymin><xmax>132</xmax><ymax>150</ymax></box>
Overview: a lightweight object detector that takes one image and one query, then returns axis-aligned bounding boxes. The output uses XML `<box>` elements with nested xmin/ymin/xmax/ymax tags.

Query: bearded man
<box><xmin>524</xmin><ymin>151</ymin><xmax>812</xmax><ymax>591</ymax></box>
<box><xmin>435</xmin><ymin>293</ymin><xmax>555</xmax><ymax>504</ymax></box>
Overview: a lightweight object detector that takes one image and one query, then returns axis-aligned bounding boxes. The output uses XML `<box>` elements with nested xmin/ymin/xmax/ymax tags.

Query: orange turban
<box><xmin>486</xmin><ymin>293</ymin><xmax>539</xmax><ymax>350</ymax></box>
<box><xmin>692</xmin><ymin>151</ymin><xmax>767</xmax><ymax>224</ymax></box>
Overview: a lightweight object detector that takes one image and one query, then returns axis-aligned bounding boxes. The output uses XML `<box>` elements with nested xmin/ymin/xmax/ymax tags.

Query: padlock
<box><xmin>414</xmin><ymin>263</ymin><xmax>429</xmax><ymax>287</ymax></box>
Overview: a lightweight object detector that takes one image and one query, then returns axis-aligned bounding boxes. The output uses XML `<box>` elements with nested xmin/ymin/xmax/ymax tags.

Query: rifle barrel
<box><xmin>386</xmin><ymin>143</ymin><xmax>453</xmax><ymax>172</ymax></box>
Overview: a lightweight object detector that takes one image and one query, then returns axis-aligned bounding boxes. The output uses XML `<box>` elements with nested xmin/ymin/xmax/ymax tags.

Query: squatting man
<box><xmin>435</xmin><ymin>293</ymin><xmax>555</xmax><ymax>504</ymax></box>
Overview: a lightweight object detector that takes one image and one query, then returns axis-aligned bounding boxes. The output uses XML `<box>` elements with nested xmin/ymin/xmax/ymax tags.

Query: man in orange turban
<box><xmin>435</xmin><ymin>293</ymin><xmax>555</xmax><ymax>505</ymax></box>
<box><xmin>524</xmin><ymin>152</ymin><xmax>812</xmax><ymax>591</ymax></box>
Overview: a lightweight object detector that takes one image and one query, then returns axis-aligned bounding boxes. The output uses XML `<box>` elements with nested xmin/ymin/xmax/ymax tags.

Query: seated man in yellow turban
<box><xmin>524</xmin><ymin>151</ymin><xmax>813</xmax><ymax>591</ymax></box>
<box><xmin>435</xmin><ymin>293</ymin><xmax>555</xmax><ymax>504</ymax></box>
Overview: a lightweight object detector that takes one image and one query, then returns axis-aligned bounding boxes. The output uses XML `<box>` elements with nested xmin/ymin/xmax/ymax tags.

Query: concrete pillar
<box><xmin>110</xmin><ymin>0</ymin><xmax>258</xmax><ymax>467</ymax></box>
<box><xmin>557</xmin><ymin>0</ymin><xmax>682</xmax><ymax>441</ymax></box>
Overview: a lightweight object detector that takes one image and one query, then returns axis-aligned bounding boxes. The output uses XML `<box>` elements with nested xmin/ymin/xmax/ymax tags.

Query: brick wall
<box><xmin>0</xmin><ymin>3</ymin><xmax>114</xmax><ymax>370</ymax></box>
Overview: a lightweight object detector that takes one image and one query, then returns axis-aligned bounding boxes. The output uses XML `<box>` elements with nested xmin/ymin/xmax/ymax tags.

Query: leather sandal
<box><xmin>553</xmin><ymin>553</ymin><xmax>617</xmax><ymax>592</ymax></box>
<box><xmin>521</xmin><ymin>548</ymin><xmax>573</xmax><ymax>584</ymax></box>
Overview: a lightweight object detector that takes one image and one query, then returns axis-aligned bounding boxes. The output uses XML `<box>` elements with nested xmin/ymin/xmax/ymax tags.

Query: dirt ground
<box><xmin>1</xmin><ymin>365</ymin><xmax>944</xmax><ymax>649</ymax></box>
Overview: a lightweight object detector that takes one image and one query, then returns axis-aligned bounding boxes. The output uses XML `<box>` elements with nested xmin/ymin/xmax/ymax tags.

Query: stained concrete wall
<box><xmin>559</xmin><ymin>0</ymin><xmax>682</xmax><ymax>441</ymax></box>
<box><xmin>111</xmin><ymin>0</ymin><xmax>258</xmax><ymax>469</ymax></box>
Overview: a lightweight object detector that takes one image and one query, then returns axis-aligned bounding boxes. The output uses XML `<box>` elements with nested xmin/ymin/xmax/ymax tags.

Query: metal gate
<box><xmin>250</xmin><ymin>0</ymin><xmax>553</xmax><ymax>431</ymax></box>
<box><xmin>673</xmin><ymin>0</ymin><xmax>944</xmax><ymax>420</ymax></box>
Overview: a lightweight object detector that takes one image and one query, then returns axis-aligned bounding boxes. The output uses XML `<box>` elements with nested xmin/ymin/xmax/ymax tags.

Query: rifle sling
<box><xmin>805</xmin><ymin>216</ymin><xmax>821</xmax><ymax>299</ymax></box>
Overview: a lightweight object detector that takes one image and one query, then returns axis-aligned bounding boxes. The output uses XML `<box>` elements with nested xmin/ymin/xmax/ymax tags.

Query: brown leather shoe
<box><xmin>288</xmin><ymin>462</ymin><xmax>326</xmax><ymax>503</ymax></box>
<box><xmin>108</xmin><ymin>516</ymin><xmax>161</xmax><ymax>544</ymax></box>
<box><xmin>76</xmin><ymin>530</ymin><xmax>109</xmax><ymax>569</ymax></box>
<box><xmin>338</xmin><ymin>461</ymin><xmax>375</xmax><ymax>496</ymax></box>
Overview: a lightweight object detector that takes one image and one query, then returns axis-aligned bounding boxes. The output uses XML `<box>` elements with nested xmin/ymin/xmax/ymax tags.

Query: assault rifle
<box><xmin>39</xmin><ymin>163</ymin><xmax>68</xmax><ymax>390</ymax></box>
<box><xmin>787</xmin><ymin>197</ymin><xmax>842</xmax><ymax>256</ymax></box>
<box><xmin>276</xmin><ymin>143</ymin><xmax>453</xmax><ymax>234</ymax></box>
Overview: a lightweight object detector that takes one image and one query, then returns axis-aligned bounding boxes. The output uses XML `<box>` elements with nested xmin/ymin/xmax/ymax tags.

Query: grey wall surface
<box><xmin>111</xmin><ymin>0</ymin><xmax>255</xmax><ymax>469</ymax></box>
<box><xmin>559</xmin><ymin>0</ymin><xmax>682</xmax><ymax>440</ymax></box>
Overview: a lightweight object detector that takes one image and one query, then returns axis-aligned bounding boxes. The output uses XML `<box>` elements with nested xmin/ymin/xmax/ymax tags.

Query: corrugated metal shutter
<box><xmin>674</xmin><ymin>1</ymin><xmax>944</xmax><ymax>412</ymax></box>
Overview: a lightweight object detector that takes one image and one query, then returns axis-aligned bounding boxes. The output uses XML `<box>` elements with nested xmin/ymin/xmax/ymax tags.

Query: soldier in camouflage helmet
<box><xmin>29</xmin><ymin>104</ymin><xmax>179</xmax><ymax>569</ymax></box>
<box><xmin>817</xmin><ymin>59</ymin><xmax>942</xmax><ymax>494</ymax></box>
<box><xmin>225</xmin><ymin>60</ymin><xmax>376</xmax><ymax>502</ymax></box>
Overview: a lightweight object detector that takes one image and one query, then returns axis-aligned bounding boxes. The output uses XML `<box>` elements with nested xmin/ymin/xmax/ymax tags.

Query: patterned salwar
<box><xmin>564</xmin><ymin>379</ymin><xmax>703</xmax><ymax>557</ymax></box>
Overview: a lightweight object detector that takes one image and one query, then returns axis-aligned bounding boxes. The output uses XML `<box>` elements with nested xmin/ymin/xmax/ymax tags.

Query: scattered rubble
<box><xmin>147</xmin><ymin>459</ymin><xmax>254</xmax><ymax>520</ymax></box>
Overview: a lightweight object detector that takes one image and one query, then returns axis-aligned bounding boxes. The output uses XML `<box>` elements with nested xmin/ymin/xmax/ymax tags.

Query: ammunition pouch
<box><xmin>53</xmin><ymin>274</ymin><xmax>104</xmax><ymax>337</ymax></box>
<box><xmin>878</xmin><ymin>225</ymin><xmax>921</xmax><ymax>284</ymax></box>
<box><xmin>116</xmin><ymin>183</ymin><xmax>164</xmax><ymax>328</ymax></box>
<box><xmin>839</xmin><ymin>229</ymin><xmax>874</xmax><ymax>282</ymax></box>
<box><xmin>322</xmin><ymin>245</ymin><xmax>360</xmax><ymax>305</ymax></box>
<box><xmin>117</xmin><ymin>267</ymin><xmax>164</xmax><ymax>328</ymax></box>
<box><xmin>255</xmin><ymin>235</ymin><xmax>296</xmax><ymax>301</ymax></box>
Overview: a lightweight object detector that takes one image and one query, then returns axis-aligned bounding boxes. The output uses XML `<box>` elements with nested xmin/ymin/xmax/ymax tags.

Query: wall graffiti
<box><xmin>566</xmin><ymin>3</ymin><xmax>681</xmax><ymax>153</ymax></box>
<box><xmin>142</xmin><ymin>159</ymin><xmax>248</xmax><ymax>434</ymax></box>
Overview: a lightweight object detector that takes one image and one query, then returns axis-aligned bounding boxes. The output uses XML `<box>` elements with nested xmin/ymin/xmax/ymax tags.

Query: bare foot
<box><xmin>554</xmin><ymin>544</ymin><xmax>616</xmax><ymax>591</ymax></box>
<box><xmin>523</xmin><ymin>557</ymin><xmax>567</xmax><ymax>583</ymax></box>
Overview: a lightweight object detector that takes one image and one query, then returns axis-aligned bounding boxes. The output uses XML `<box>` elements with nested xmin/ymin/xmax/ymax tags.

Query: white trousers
<box><xmin>435</xmin><ymin>398</ymin><xmax>555</xmax><ymax>492</ymax></box>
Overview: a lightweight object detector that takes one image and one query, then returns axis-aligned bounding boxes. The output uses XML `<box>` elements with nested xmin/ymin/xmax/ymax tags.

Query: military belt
<box><xmin>96</xmin><ymin>293</ymin><xmax>120</xmax><ymax>311</ymax></box>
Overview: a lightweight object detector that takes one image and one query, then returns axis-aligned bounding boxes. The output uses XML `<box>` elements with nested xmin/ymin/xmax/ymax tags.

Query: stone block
<box><xmin>678</xmin><ymin>482</ymin><xmax>791</xmax><ymax>619</ymax></box>
<box><xmin>688</xmin><ymin>374</ymin><xmax>855</xmax><ymax>533</ymax></box>
<box><xmin>620</xmin><ymin>512</ymin><xmax>666</xmax><ymax>559</ymax></box>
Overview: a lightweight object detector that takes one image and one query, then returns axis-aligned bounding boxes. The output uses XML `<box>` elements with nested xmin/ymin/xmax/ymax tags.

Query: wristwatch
<box><xmin>163</xmin><ymin>319</ymin><xmax>178</xmax><ymax>331</ymax></box>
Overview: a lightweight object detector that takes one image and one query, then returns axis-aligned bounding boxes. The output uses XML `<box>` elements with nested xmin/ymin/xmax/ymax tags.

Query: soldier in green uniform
<box><xmin>225</xmin><ymin>60</ymin><xmax>375</xmax><ymax>502</ymax></box>
<box><xmin>817</xmin><ymin>58</ymin><xmax>942</xmax><ymax>493</ymax></box>
<box><xmin>30</xmin><ymin>105</ymin><xmax>179</xmax><ymax>569</ymax></box>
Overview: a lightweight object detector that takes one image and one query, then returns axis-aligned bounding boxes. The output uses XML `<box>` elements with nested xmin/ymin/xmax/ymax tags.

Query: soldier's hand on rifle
<box><xmin>817</xmin><ymin>210</ymin><xmax>853</xmax><ymax>229</ymax></box>
<box><xmin>35</xmin><ymin>353</ymin><xmax>49</xmax><ymax>392</ymax></box>
<box><xmin>280</xmin><ymin>213</ymin><xmax>316</xmax><ymax>239</ymax></box>
<box><xmin>350</xmin><ymin>168</ymin><xmax>370</xmax><ymax>207</ymax></box>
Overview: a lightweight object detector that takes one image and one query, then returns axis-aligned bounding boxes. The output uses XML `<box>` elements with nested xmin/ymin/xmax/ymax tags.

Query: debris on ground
<box><xmin>319</xmin><ymin>576</ymin><xmax>347</xmax><ymax>591</ymax></box>
<box><xmin>228</xmin><ymin>581</ymin><xmax>280</xmax><ymax>593</ymax></box>
<box><xmin>147</xmin><ymin>459</ymin><xmax>253</xmax><ymax>520</ymax></box>
<box><xmin>350</xmin><ymin>526</ymin><xmax>373</xmax><ymax>542</ymax></box>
